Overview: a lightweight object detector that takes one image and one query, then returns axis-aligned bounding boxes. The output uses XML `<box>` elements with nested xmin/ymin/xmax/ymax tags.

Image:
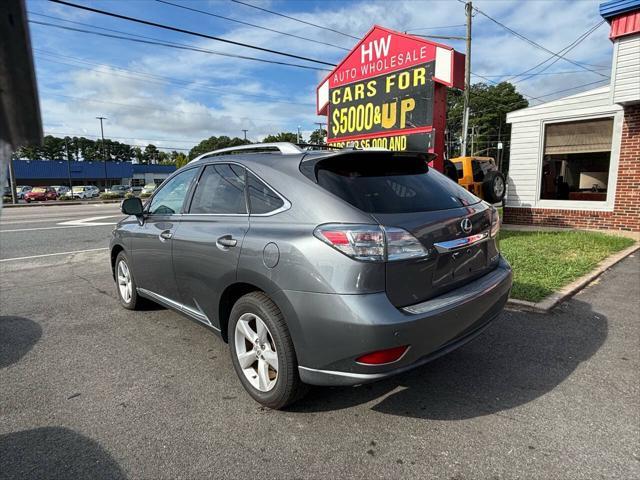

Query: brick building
<box><xmin>504</xmin><ymin>0</ymin><xmax>640</xmax><ymax>232</ymax></box>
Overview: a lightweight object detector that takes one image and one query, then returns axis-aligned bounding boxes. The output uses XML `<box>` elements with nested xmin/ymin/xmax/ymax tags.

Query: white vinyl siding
<box><xmin>611</xmin><ymin>34</ymin><xmax>640</xmax><ymax>105</ymax></box>
<box><xmin>506</xmin><ymin>87</ymin><xmax>624</xmax><ymax>211</ymax></box>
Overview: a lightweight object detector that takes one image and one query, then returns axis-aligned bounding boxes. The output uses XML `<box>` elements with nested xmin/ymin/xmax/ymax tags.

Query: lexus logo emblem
<box><xmin>460</xmin><ymin>218</ymin><xmax>473</xmax><ymax>234</ymax></box>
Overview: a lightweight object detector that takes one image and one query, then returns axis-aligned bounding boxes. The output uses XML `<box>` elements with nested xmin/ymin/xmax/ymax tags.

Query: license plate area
<box><xmin>432</xmin><ymin>243</ymin><xmax>487</xmax><ymax>288</ymax></box>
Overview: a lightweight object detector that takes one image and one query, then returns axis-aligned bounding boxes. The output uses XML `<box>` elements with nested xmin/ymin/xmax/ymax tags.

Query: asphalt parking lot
<box><xmin>1</xmin><ymin>204</ymin><xmax>638</xmax><ymax>479</ymax></box>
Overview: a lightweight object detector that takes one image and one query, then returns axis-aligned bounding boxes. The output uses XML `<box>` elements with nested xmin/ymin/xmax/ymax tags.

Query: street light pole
<box><xmin>96</xmin><ymin>116</ymin><xmax>107</xmax><ymax>190</ymax></box>
<box><xmin>314</xmin><ymin>122</ymin><xmax>325</xmax><ymax>144</ymax></box>
<box><xmin>64</xmin><ymin>137</ymin><xmax>73</xmax><ymax>193</ymax></box>
<box><xmin>461</xmin><ymin>1</ymin><xmax>472</xmax><ymax>157</ymax></box>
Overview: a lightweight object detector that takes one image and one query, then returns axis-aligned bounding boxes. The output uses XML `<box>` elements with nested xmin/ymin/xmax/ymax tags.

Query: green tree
<box><xmin>40</xmin><ymin>135</ymin><xmax>66</xmax><ymax>161</ymax></box>
<box><xmin>144</xmin><ymin>144</ymin><xmax>159</xmax><ymax>164</ymax></box>
<box><xmin>188</xmin><ymin>136</ymin><xmax>249</xmax><ymax>160</ymax></box>
<box><xmin>447</xmin><ymin>82</ymin><xmax>528</xmax><ymax>169</ymax></box>
<box><xmin>133</xmin><ymin>146</ymin><xmax>144</xmax><ymax>163</ymax></box>
<box><xmin>309</xmin><ymin>128</ymin><xmax>327</xmax><ymax>144</ymax></box>
<box><xmin>170</xmin><ymin>151</ymin><xmax>189</xmax><ymax>168</ymax></box>
<box><xmin>262</xmin><ymin>132</ymin><xmax>300</xmax><ymax>143</ymax></box>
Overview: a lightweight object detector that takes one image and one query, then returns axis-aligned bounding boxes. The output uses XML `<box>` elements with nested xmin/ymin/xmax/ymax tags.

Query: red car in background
<box><xmin>24</xmin><ymin>186</ymin><xmax>58</xmax><ymax>203</ymax></box>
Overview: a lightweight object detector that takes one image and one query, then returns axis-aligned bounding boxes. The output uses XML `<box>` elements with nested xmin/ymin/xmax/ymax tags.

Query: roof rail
<box><xmin>191</xmin><ymin>142</ymin><xmax>303</xmax><ymax>162</ymax></box>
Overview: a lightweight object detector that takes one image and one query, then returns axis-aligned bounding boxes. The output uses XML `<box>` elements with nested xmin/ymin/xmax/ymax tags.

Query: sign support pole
<box><xmin>461</xmin><ymin>1</ymin><xmax>472</xmax><ymax>157</ymax></box>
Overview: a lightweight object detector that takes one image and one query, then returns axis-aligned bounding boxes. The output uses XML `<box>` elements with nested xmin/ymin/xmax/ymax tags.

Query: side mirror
<box><xmin>121</xmin><ymin>197</ymin><xmax>144</xmax><ymax>216</ymax></box>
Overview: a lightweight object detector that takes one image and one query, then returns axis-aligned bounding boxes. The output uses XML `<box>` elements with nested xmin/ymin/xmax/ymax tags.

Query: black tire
<box><xmin>482</xmin><ymin>170</ymin><xmax>506</xmax><ymax>203</ymax></box>
<box><xmin>228</xmin><ymin>292</ymin><xmax>308</xmax><ymax>409</ymax></box>
<box><xmin>114</xmin><ymin>251</ymin><xmax>143</xmax><ymax>310</ymax></box>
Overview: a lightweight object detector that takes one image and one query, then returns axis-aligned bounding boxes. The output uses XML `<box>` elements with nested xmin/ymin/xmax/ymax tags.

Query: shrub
<box><xmin>140</xmin><ymin>192</ymin><xmax>152</xmax><ymax>199</ymax></box>
<box><xmin>58</xmin><ymin>195</ymin><xmax>74</xmax><ymax>201</ymax></box>
<box><xmin>100</xmin><ymin>192</ymin><xmax>122</xmax><ymax>200</ymax></box>
<box><xmin>124</xmin><ymin>192</ymin><xmax>135</xmax><ymax>199</ymax></box>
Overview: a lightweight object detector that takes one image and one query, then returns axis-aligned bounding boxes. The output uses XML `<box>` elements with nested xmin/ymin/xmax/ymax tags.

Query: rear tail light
<box><xmin>314</xmin><ymin>224</ymin><xmax>429</xmax><ymax>262</ymax></box>
<box><xmin>356</xmin><ymin>345</ymin><xmax>409</xmax><ymax>365</ymax></box>
<box><xmin>490</xmin><ymin>207</ymin><xmax>501</xmax><ymax>237</ymax></box>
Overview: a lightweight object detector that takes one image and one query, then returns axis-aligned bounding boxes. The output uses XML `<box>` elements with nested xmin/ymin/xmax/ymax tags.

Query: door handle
<box><xmin>159</xmin><ymin>230</ymin><xmax>173</xmax><ymax>242</ymax></box>
<box><xmin>216</xmin><ymin>235</ymin><xmax>237</xmax><ymax>248</ymax></box>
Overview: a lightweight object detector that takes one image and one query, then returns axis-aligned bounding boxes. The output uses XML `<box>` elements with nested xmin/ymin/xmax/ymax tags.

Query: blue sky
<box><xmin>27</xmin><ymin>0</ymin><xmax>613</xmax><ymax>151</ymax></box>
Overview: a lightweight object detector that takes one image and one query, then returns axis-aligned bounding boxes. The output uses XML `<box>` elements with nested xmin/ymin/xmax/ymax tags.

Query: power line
<box><xmin>33</xmin><ymin>49</ymin><xmax>315</xmax><ymax>106</ymax></box>
<box><xmin>465</xmin><ymin>1</ymin><xmax>608</xmax><ymax>78</ymax></box>
<box><xmin>533</xmin><ymin>79</ymin><xmax>609</xmax><ymax>100</ymax></box>
<box><xmin>405</xmin><ymin>24</ymin><xmax>466</xmax><ymax>32</ymax></box>
<box><xmin>49</xmin><ymin>0</ymin><xmax>336</xmax><ymax>67</ymax></box>
<box><xmin>473</xmin><ymin>68</ymin><xmax>609</xmax><ymax>78</ymax></box>
<box><xmin>506</xmin><ymin>21</ymin><xmax>606</xmax><ymax>83</ymax></box>
<box><xmin>230</xmin><ymin>0</ymin><xmax>359</xmax><ymax>40</ymax></box>
<box><xmin>29</xmin><ymin>20</ymin><xmax>330</xmax><ymax>71</ymax></box>
<box><xmin>45</xmin><ymin>129</ymin><xmax>201</xmax><ymax>143</ymax></box>
<box><xmin>155</xmin><ymin>0</ymin><xmax>350</xmax><ymax>51</ymax></box>
<box><xmin>42</xmin><ymin>130</ymin><xmax>196</xmax><ymax>149</ymax></box>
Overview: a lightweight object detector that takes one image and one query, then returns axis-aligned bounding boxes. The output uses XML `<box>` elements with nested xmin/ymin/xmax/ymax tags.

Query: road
<box><xmin>1</xmin><ymin>204</ymin><xmax>638</xmax><ymax>479</ymax></box>
<box><xmin>0</xmin><ymin>203</ymin><xmax>123</xmax><ymax>260</ymax></box>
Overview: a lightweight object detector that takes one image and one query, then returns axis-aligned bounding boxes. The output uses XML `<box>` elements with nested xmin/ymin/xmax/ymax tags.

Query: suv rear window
<box><xmin>315</xmin><ymin>155</ymin><xmax>480</xmax><ymax>213</ymax></box>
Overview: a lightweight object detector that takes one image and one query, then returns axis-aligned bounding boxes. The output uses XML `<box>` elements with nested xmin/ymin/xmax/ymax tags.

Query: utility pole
<box><xmin>314</xmin><ymin>122</ymin><xmax>325</xmax><ymax>144</ymax></box>
<box><xmin>461</xmin><ymin>1</ymin><xmax>472</xmax><ymax>157</ymax></box>
<box><xmin>6</xmin><ymin>143</ymin><xmax>17</xmax><ymax>204</ymax></box>
<box><xmin>64</xmin><ymin>137</ymin><xmax>73</xmax><ymax>193</ymax></box>
<box><xmin>241</xmin><ymin>129</ymin><xmax>248</xmax><ymax>141</ymax></box>
<box><xmin>96</xmin><ymin>116</ymin><xmax>107</xmax><ymax>190</ymax></box>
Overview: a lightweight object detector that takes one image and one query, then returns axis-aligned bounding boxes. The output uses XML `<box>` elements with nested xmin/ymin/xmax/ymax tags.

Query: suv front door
<box><xmin>172</xmin><ymin>163</ymin><xmax>249</xmax><ymax>329</ymax></box>
<box><xmin>130</xmin><ymin>167</ymin><xmax>198</xmax><ymax>301</ymax></box>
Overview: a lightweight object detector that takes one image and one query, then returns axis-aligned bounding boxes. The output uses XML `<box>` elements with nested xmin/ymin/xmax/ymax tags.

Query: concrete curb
<box><xmin>2</xmin><ymin>200</ymin><xmax>122</xmax><ymax>208</ymax></box>
<box><xmin>506</xmin><ymin>242</ymin><xmax>639</xmax><ymax>313</ymax></box>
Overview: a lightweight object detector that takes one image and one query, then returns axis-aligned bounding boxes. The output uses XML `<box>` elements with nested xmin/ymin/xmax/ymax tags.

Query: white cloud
<box><xmin>33</xmin><ymin>0</ymin><xmax>613</xmax><ymax>151</ymax></box>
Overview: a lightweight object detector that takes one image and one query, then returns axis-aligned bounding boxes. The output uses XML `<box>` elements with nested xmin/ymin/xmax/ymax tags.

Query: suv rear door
<box><xmin>172</xmin><ymin>163</ymin><xmax>249</xmax><ymax>329</ymax></box>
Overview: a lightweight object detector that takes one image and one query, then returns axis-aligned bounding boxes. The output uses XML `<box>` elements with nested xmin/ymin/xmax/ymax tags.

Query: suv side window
<box><xmin>148</xmin><ymin>168</ymin><xmax>198</xmax><ymax>215</ymax></box>
<box><xmin>247</xmin><ymin>172</ymin><xmax>284</xmax><ymax>214</ymax></box>
<box><xmin>189</xmin><ymin>164</ymin><xmax>247</xmax><ymax>214</ymax></box>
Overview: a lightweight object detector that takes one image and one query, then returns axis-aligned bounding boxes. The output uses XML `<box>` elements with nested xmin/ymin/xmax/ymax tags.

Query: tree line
<box><xmin>13</xmin><ymin>135</ymin><xmax>191</xmax><ymax>168</ymax></box>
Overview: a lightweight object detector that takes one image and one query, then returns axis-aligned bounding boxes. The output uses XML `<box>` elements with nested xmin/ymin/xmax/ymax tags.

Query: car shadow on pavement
<box><xmin>0</xmin><ymin>316</ymin><xmax>42</xmax><ymax>369</ymax></box>
<box><xmin>290</xmin><ymin>299</ymin><xmax>607</xmax><ymax>420</ymax></box>
<box><xmin>0</xmin><ymin>427</ymin><xmax>126</xmax><ymax>480</ymax></box>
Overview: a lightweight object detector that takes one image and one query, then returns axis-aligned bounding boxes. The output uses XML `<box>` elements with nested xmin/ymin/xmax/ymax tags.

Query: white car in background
<box><xmin>65</xmin><ymin>185</ymin><xmax>99</xmax><ymax>199</ymax></box>
<box><xmin>141</xmin><ymin>183</ymin><xmax>157</xmax><ymax>195</ymax></box>
<box><xmin>51</xmin><ymin>185</ymin><xmax>70</xmax><ymax>196</ymax></box>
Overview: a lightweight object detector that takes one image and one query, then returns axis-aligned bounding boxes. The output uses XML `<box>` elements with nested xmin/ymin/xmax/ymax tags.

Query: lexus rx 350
<box><xmin>110</xmin><ymin>144</ymin><xmax>512</xmax><ymax>409</ymax></box>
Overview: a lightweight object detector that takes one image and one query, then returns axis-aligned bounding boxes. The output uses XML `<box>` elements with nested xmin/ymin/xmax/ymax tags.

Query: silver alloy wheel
<box><xmin>494</xmin><ymin>176</ymin><xmax>505</xmax><ymax>198</ymax></box>
<box><xmin>234</xmin><ymin>312</ymin><xmax>279</xmax><ymax>392</ymax></box>
<box><xmin>117</xmin><ymin>259</ymin><xmax>133</xmax><ymax>304</ymax></box>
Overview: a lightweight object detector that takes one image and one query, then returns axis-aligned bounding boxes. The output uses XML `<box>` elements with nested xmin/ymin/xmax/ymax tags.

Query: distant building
<box><xmin>504</xmin><ymin>0</ymin><xmax>640</xmax><ymax>232</ymax></box>
<box><xmin>10</xmin><ymin>159</ymin><xmax>176</xmax><ymax>188</ymax></box>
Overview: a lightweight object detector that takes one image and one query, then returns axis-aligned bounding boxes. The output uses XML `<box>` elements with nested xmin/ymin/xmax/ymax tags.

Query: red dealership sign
<box><xmin>317</xmin><ymin>25</ymin><xmax>464</xmax><ymax>168</ymax></box>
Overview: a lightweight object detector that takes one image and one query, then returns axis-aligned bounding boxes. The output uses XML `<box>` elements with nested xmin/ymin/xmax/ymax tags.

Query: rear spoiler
<box><xmin>299</xmin><ymin>150</ymin><xmax>437</xmax><ymax>182</ymax></box>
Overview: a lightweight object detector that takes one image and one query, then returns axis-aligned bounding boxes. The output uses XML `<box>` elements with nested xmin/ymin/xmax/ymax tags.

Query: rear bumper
<box><xmin>273</xmin><ymin>257</ymin><xmax>512</xmax><ymax>387</ymax></box>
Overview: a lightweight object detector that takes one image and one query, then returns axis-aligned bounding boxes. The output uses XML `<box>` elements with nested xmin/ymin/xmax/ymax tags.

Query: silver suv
<box><xmin>111</xmin><ymin>143</ymin><xmax>512</xmax><ymax>408</ymax></box>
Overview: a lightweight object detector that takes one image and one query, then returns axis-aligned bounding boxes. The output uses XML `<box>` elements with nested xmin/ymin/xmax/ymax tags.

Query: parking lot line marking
<box><xmin>0</xmin><ymin>247</ymin><xmax>108</xmax><ymax>262</ymax></box>
<box><xmin>0</xmin><ymin>224</ymin><xmax>113</xmax><ymax>233</ymax></box>
<box><xmin>57</xmin><ymin>215</ymin><xmax>121</xmax><ymax>226</ymax></box>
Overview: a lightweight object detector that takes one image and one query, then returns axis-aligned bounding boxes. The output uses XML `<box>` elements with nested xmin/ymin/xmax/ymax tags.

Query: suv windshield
<box><xmin>315</xmin><ymin>155</ymin><xmax>480</xmax><ymax>214</ymax></box>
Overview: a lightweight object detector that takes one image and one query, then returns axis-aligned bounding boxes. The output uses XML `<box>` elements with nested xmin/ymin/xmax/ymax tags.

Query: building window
<box><xmin>540</xmin><ymin>117</ymin><xmax>613</xmax><ymax>202</ymax></box>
